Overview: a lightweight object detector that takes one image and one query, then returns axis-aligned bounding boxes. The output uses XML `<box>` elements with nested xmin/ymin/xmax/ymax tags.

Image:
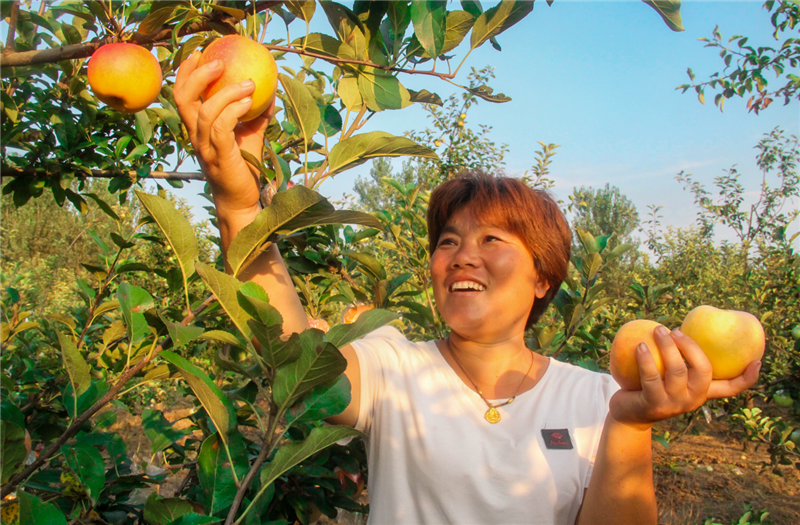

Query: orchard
<box><xmin>1</xmin><ymin>1</ymin><xmax>799</xmax><ymax>525</ymax></box>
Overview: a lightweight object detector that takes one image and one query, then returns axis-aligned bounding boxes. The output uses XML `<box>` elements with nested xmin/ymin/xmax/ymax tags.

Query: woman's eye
<box><xmin>438</xmin><ymin>238</ymin><xmax>456</xmax><ymax>247</ymax></box>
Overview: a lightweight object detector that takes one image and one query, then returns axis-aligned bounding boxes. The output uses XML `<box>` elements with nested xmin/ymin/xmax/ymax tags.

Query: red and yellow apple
<box><xmin>87</xmin><ymin>43</ymin><xmax>163</xmax><ymax>113</ymax></box>
<box><xmin>680</xmin><ymin>305</ymin><xmax>765</xmax><ymax>380</ymax></box>
<box><xmin>197</xmin><ymin>35</ymin><xmax>278</xmax><ymax>122</ymax></box>
<box><xmin>610</xmin><ymin>319</ymin><xmax>667</xmax><ymax>390</ymax></box>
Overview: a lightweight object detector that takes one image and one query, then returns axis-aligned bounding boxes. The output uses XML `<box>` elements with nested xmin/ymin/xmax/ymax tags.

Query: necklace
<box><xmin>447</xmin><ymin>339</ymin><xmax>535</xmax><ymax>424</ymax></box>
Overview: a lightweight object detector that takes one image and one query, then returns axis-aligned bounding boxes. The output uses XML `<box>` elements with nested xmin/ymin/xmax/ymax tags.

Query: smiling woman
<box><xmin>174</xmin><ymin>54</ymin><xmax>762</xmax><ymax>524</ymax></box>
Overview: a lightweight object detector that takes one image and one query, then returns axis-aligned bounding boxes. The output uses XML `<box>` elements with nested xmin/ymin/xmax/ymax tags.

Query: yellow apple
<box><xmin>197</xmin><ymin>35</ymin><xmax>278</xmax><ymax>122</ymax></box>
<box><xmin>610</xmin><ymin>319</ymin><xmax>667</xmax><ymax>390</ymax></box>
<box><xmin>87</xmin><ymin>43</ymin><xmax>163</xmax><ymax>113</ymax></box>
<box><xmin>680</xmin><ymin>305</ymin><xmax>765</xmax><ymax>379</ymax></box>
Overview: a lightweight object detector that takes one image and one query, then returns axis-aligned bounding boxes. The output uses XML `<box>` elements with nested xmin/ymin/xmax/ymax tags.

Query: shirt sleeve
<box><xmin>349</xmin><ymin>325</ymin><xmax>408</xmax><ymax>435</ymax></box>
<box><xmin>583</xmin><ymin>373</ymin><xmax>621</xmax><ymax>489</ymax></box>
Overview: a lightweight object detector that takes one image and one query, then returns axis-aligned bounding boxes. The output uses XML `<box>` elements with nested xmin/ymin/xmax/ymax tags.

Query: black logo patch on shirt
<box><xmin>542</xmin><ymin>428</ymin><xmax>574</xmax><ymax>450</ymax></box>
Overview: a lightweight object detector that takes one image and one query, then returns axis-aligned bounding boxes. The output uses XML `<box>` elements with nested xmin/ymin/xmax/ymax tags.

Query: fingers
<box><xmin>653</xmin><ymin>326</ymin><xmax>690</xmax><ymax>396</ymax></box>
<box><xmin>196</xmin><ymin>80</ymin><xmax>256</xmax><ymax>153</ymax></box>
<box><xmin>708</xmin><ymin>360</ymin><xmax>762</xmax><ymax>399</ymax></box>
<box><xmin>174</xmin><ymin>52</ymin><xmax>226</xmax><ymax>137</ymax></box>
<box><xmin>669</xmin><ymin>328</ymin><xmax>713</xmax><ymax>396</ymax></box>
<box><xmin>636</xmin><ymin>343</ymin><xmax>666</xmax><ymax>401</ymax></box>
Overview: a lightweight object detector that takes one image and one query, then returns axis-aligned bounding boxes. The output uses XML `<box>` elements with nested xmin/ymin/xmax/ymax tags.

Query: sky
<box><xmin>165</xmin><ymin>0</ymin><xmax>799</xmax><ymax>248</ymax></box>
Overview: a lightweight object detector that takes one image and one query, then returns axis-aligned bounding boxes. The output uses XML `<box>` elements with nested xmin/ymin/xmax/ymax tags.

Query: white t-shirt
<box><xmin>350</xmin><ymin>326</ymin><xmax>620</xmax><ymax>525</ymax></box>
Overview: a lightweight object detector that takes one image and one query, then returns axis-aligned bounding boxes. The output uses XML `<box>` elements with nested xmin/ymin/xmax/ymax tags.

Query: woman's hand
<box><xmin>174</xmin><ymin>51</ymin><xmax>275</xmax><ymax>214</ymax></box>
<box><xmin>609</xmin><ymin>326</ymin><xmax>762</xmax><ymax>429</ymax></box>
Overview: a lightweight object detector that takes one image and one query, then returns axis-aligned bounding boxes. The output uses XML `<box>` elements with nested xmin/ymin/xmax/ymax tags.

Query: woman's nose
<box><xmin>451</xmin><ymin>243</ymin><xmax>480</xmax><ymax>267</ymax></box>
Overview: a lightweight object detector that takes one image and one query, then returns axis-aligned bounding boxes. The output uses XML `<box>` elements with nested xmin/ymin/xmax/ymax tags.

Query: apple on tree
<box><xmin>87</xmin><ymin>43</ymin><xmax>163</xmax><ymax>113</ymax></box>
<box><xmin>197</xmin><ymin>35</ymin><xmax>278</xmax><ymax>122</ymax></box>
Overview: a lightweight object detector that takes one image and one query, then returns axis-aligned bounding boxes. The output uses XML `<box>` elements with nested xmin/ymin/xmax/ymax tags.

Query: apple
<box><xmin>610</xmin><ymin>319</ymin><xmax>667</xmax><ymax>390</ymax></box>
<box><xmin>87</xmin><ymin>43</ymin><xmax>163</xmax><ymax>113</ymax></box>
<box><xmin>197</xmin><ymin>35</ymin><xmax>278</xmax><ymax>122</ymax></box>
<box><xmin>773</xmin><ymin>391</ymin><xmax>794</xmax><ymax>407</ymax></box>
<box><xmin>342</xmin><ymin>303</ymin><xmax>374</xmax><ymax>325</ymax></box>
<box><xmin>680</xmin><ymin>305</ymin><xmax>765</xmax><ymax>380</ymax></box>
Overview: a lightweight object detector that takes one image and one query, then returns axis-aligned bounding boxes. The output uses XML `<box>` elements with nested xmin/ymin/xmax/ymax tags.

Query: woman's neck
<box><xmin>438</xmin><ymin>332</ymin><xmax>548</xmax><ymax>399</ymax></box>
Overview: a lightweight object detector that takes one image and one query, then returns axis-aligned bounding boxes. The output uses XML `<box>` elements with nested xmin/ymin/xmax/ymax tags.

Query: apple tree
<box><xmin>0</xmin><ymin>1</ymin><xmax>685</xmax><ymax>524</ymax></box>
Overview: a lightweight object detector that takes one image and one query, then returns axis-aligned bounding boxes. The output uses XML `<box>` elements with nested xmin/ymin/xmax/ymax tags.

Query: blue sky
<box><xmin>167</xmin><ymin>2</ymin><xmax>798</xmax><ymax>244</ymax></box>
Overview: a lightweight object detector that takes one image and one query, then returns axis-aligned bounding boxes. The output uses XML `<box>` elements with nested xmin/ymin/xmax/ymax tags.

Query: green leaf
<box><xmin>249</xmin><ymin>322</ymin><xmax>301</xmax><ymax>371</ymax></box>
<box><xmin>84</xmin><ymin>193</ymin><xmax>120</xmax><ymax>222</ymax></box>
<box><xmin>259</xmin><ymin>426</ymin><xmax>361</xmax><ymax>489</ymax></box>
<box><xmin>199</xmin><ymin>330</ymin><xmax>248</xmax><ymax>348</ymax></box>
<box><xmin>328</xmin><ymin>131</ymin><xmax>437</xmax><ymax>175</ymax></box>
<box><xmin>461</xmin><ymin>0</ymin><xmax>483</xmax><ymax>18</ymax></box>
<box><xmin>57</xmin><ymin>331</ymin><xmax>91</xmax><ymax>399</ymax></box>
<box><xmin>286</xmin><ymin>375</ymin><xmax>351</xmax><ymax>426</ymax></box>
<box><xmin>160</xmin><ymin>314</ymin><xmax>205</xmax><ymax>347</ymax></box>
<box><xmin>160</xmin><ymin>350</ymin><xmax>237</xmax><ymax>444</ymax></box>
<box><xmin>225</xmin><ymin>186</ymin><xmax>323</xmax><ymax>276</ymax></box>
<box><xmin>320</xmin><ymin>1</ymin><xmax>367</xmax><ymax>59</ymax></box>
<box><xmin>357</xmin><ymin>68</ymin><xmax>411</xmax><ymax>111</ymax></box>
<box><xmin>643</xmin><ymin>0</ymin><xmax>685</xmax><ymax>32</ymax></box>
<box><xmin>195</xmin><ymin>262</ymin><xmax>256</xmax><ymax>344</ymax></box>
<box><xmin>318</xmin><ymin>103</ymin><xmax>343</xmax><ymax>137</ymax></box>
<box><xmin>470</xmin><ymin>0</ymin><xmax>533</xmax><ymax>50</ymax></box>
<box><xmin>18</xmin><ymin>491</ymin><xmax>68</xmax><ymax>525</ymax></box>
<box><xmin>167</xmin><ymin>514</ymin><xmax>223</xmax><ymax>525</ymax></box>
<box><xmin>273</xmin><ymin>329</ymin><xmax>348</xmax><ymax>410</ymax></box>
<box><xmin>410</xmin><ymin>1</ymin><xmax>447</xmax><ymax>58</ymax></box>
<box><xmin>293</xmin><ymin>33</ymin><xmax>356</xmax><ymax>60</ymax></box>
<box><xmin>62</xmin><ymin>444</ymin><xmax>106</xmax><ymax>504</ymax></box>
<box><xmin>197</xmin><ymin>433</ymin><xmax>249</xmax><ymax>516</ymax></box>
<box><xmin>386</xmin><ymin>1</ymin><xmax>411</xmax><ymax>59</ymax></box>
<box><xmin>326</xmin><ymin>308</ymin><xmax>398</xmax><ymax>348</ymax></box>
<box><xmin>408</xmin><ymin>89</ymin><xmax>444</xmax><ymax>106</ymax></box>
<box><xmin>279</xmin><ymin>74</ymin><xmax>321</xmax><ymax>147</ymax></box>
<box><xmin>337</xmin><ymin>74</ymin><xmax>363</xmax><ymax>112</ymax></box>
<box><xmin>442</xmin><ymin>10</ymin><xmax>475</xmax><ymax>54</ymax></box>
<box><xmin>117</xmin><ymin>282</ymin><xmax>155</xmax><ymax>344</ymax></box>
<box><xmin>285</xmin><ymin>0</ymin><xmax>316</xmax><ymax>21</ymax></box>
<box><xmin>136</xmin><ymin>110</ymin><xmax>154</xmax><ymax>144</ymax></box>
<box><xmin>144</xmin><ymin>493</ymin><xmax>194</xmax><ymax>525</ymax></box>
<box><xmin>1</xmin><ymin>420</ymin><xmax>26</xmax><ymax>484</ymax></box>
<box><xmin>143</xmin><ymin>408</ymin><xmax>188</xmax><ymax>455</ymax></box>
<box><xmin>238</xmin><ymin>283</ymin><xmax>283</xmax><ymax>326</ymax></box>
<box><xmin>135</xmin><ymin>191</ymin><xmax>200</xmax><ymax>304</ymax></box>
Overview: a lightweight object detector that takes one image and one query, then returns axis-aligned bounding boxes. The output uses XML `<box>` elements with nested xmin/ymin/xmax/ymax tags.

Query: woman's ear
<box><xmin>534</xmin><ymin>279</ymin><xmax>550</xmax><ymax>299</ymax></box>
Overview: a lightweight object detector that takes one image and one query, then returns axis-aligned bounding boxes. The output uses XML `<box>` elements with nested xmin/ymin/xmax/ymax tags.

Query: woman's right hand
<box><xmin>174</xmin><ymin>51</ymin><xmax>275</xmax><ymax>214</ymax></box>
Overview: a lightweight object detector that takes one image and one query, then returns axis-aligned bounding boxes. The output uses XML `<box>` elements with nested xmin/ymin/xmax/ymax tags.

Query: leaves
<box><xmin>328</xmin><ymin>131</ymin><xmax>438</xmax><ymax>175</ymax></box>
<box><xmin>144</xmin><ymin>493</ymin><xmax>194</xmax><ymax>525</ymax></box>
<box><xmin>143</xmin><ymin>408</ymin><xmax>188</xmax><ymax>455</ymax></box>
<box><xmin>326</xmin><ymin>308</ymin><xmax>398</xmax><ymax>348</ymax></box>
<box><xmin>272</xmin><ymin>329</ymin><xmax>348</xmax><ymax>410</ymax></box>
<box><xmin>470</xmin><ymin>1</ymin><xmax>533</xmax><ymax>50</ymax></box>
<box><xmin>61</xmin><ymin>444</ymin><xmax>106</xmax><ymax>504</ymax></box>
<box><xmin>135</xmin><ymin>191</ymin><xmax>200</xmax><ymax>305</ymax></box>
<box><xmin>197</xmin><ymin>433</ymin><xmax>249</xmax><ymax>516</ymax></box>
<box><xmin>195</xmin><ymin>262</ymin><xmax>256</xmax><ymax>344</ymax></box>
<box><xmin>160</xmin><ymin>350</ymin><xmax>237</xmax><ymax>444</ymax></box>
<box><xmin>117</xmin><ymin>282</ymin><xmax>155</xmax><ymax>345</ymax></box>
<box><xmin>411</xmin><ymin>1</ymin><xmax>447</xmax><ymax>58</ymax></box>
<box><xmin>259</xmin><ymin>425</ymin><xmax>361</xmax><ymax>490</ymax></box>
<box><xmin>57</xmin><ymin>331</ymin><xmax>91</xmax><ymax>399</ymax></box>
<box><xmin>643</xmin><ymin>0</ymin><xmax>685</xmax><ymax>32</ymax></box>
<box><xmin>293</xmin><ymin>33</ymin><xmax>356</xmax><ymax>60</ymax></box>
<box><xmin>279</xmin><ymin>74</ymin><xmax>321</xmax><ymax>147</ymax></box>
<box><xmin>286</xmin><ymin>375</ymin><xmax>351</xmax><ymax>426</ymax></box>
<box><xmin>18</xmin><ymin>491</ymin><xmax>68</xmax><ymax>525</ymax></box>
<box><xmin>357</xmin><ymin>68</ymin><xmax>411</xmax><ymax>111</ymax></box>
<box><xmin>1</xmin><ymin>419</ymin><xmax>26</xmax><ymax>484</ymax></box>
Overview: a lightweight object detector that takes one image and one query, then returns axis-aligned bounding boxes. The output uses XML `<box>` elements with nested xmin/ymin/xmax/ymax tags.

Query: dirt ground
<box><xmin>110</xmin><ymin>402</ymin><xmax>800</xmax><ymax>525</ymax></box>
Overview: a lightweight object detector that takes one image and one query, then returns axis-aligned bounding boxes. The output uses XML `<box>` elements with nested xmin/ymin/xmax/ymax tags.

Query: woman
<box><xmin>174</xmin><ymin>52</ymin><xmax>761</xmax><ymax>524</ymax></box>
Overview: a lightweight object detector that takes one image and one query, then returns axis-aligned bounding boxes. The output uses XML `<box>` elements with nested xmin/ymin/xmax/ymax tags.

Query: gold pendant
<box><xmin>484</xmin><ymin>407</ymin><xmax>501</xmax><ymax>424</ymax></box>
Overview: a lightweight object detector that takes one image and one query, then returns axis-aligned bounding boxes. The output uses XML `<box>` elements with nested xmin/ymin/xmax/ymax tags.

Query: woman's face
<box><xmin>430</xmin><ymin>207</ymin><xmax>550</xmax><ymax>341</ymax></box>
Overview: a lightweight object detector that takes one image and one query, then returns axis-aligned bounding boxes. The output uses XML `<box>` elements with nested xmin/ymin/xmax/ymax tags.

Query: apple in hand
<box><xmin>610</xmin><ymin>319</ymin><xmax>667</xmax><ymax>390</ymax></box>
<box><xmin>680</xmin><ymin>305</ymin><xmax>765</xmax><ymax>380</ymax></box>
<box><xmin>197</xmin><ymin>35</ymin><xmax>278</xmax><ymax>122</ymax></box>
<box><xmin>87</xmin><ymin>43</ymin><xmax>163</xmax><ymax>113</ymax></box>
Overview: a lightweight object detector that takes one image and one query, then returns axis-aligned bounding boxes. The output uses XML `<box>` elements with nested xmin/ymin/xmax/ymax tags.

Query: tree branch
<box><xmin>5</xmin><ymin>0</ymin><xmax>20</xmax><ymax>52</ymax></box>
<box><xmin>0</xmin><ymin>294</ymin><xmax>216</xmax><ymax>499</ymax></box>
<box><xmin>1</xmin><ymin>167</ymin><xmax>205</xmax><ymax>181</ymax></box>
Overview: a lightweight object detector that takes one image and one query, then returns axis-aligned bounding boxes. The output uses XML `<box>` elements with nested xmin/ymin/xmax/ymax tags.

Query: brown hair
<box><xmin>427</xmin><ymin>171</ymin><xmax>571</xmax><ymax>327</ymax></box>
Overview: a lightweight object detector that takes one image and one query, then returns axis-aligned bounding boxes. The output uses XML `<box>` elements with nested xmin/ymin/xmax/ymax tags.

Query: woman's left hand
<box><xmin>609</xmin><ymin>326</ymin><xmax>762</xmax><ymax>428</ymax></box>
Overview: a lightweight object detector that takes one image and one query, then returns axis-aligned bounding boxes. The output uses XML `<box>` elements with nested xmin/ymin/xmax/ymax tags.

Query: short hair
<box><xmin>427</xmin><ymin>171</ymin><xmax>571</xmax><ymax>328</ymax></box>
